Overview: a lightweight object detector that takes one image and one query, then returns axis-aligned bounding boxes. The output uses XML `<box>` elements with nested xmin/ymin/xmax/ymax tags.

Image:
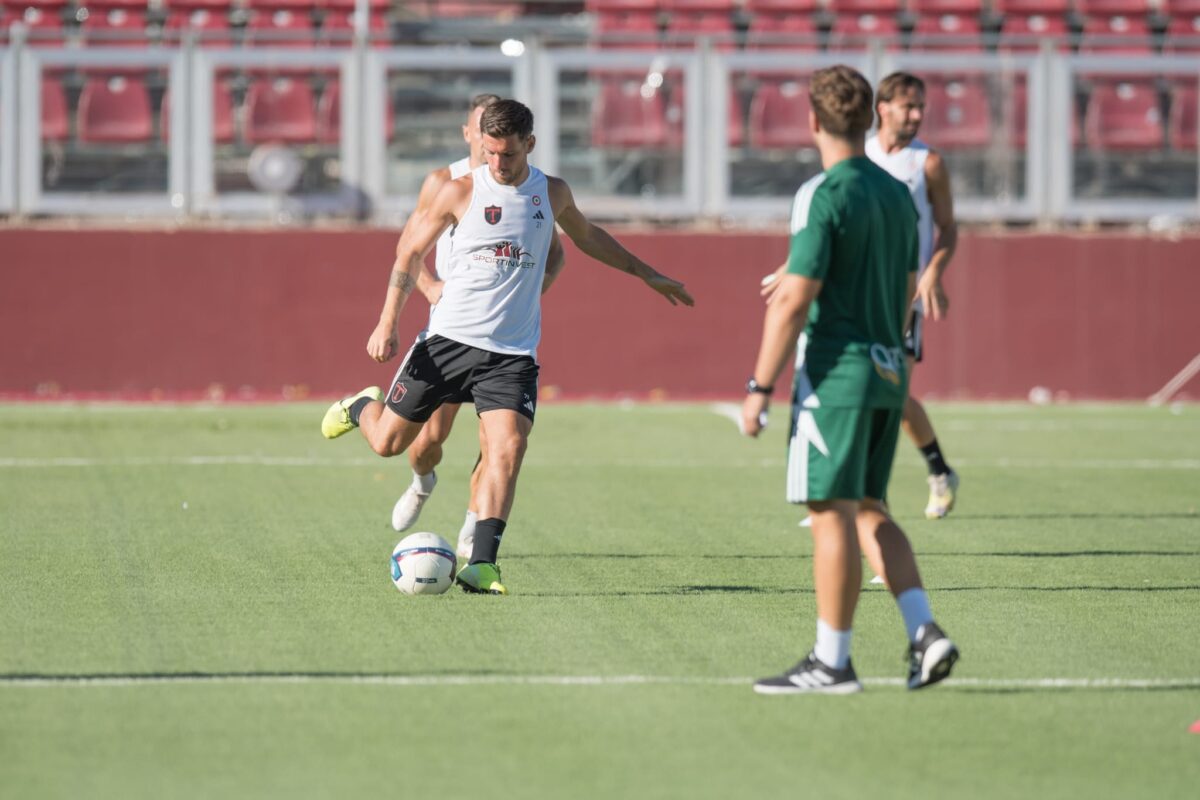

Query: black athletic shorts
<box><xmin>385</xmin><ymin>334</ymin><xmax>538</xmax><ymax>423</ymax></box>
<box><xmin>904</xmin><ymin>308</ymin><xmax>924</xmax><ymax>363</ymax></box>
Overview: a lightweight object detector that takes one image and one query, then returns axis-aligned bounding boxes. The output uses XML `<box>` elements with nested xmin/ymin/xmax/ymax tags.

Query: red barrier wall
<box><xmin>1</xmin><ymin>228</ymin><xmax>1197</xmax><ymax>400</ymax></box>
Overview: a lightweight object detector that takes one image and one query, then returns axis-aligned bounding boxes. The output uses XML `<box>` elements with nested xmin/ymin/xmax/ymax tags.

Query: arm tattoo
<box><xmin>389</xmin><ymin>270</ymin><xmax>416</xmax><ymax>295</ymax></box>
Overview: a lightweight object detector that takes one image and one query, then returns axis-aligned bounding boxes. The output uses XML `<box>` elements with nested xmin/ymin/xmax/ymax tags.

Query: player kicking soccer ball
<box><xmin>742</xmin><ymin>66</ymin><xmax>958</xmax><ymax>694</ymax></box>
<box><xmin>323</xmin><ymin>99</ymin><xmax>693</xmax><ymax>595</ymax></box>
<box><xmin>386</xmin><ymin>94</ymin><xmax>566</xmax><ymax>562</ymax></box>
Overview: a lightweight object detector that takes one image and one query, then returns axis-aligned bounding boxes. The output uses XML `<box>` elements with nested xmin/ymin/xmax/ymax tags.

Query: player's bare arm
<box><xmin>541</xmin><ymin>228</ymin><xmax>566</xmax><ymax>294</ymax></box>
<box><xmin>395</xmin><ymin>167</ymin><xmax>453</xmax><ymax>306</ymax></box>
<box><xmin>759</xmin><ymin>261</ymin><xmax>789</xmax><ymax>302</ymax></box>
<box><xmin>919</xmin><ymin>151</ymin><xmax>957</xmax><ymax>321</ymax></box>
<box><xmin>367</xmin><ymin>176</ymin><xmax>473</xmax><ymax>363</ymax></box>
<box><xmin>742</xmin><ymin>274</ymin><xmax>822</xmax><ymax>437</ymax></box>
<box><xmin>546</xmin><ymin>177</ymin><xmax>694</xmax><ymax>307</ymax></box>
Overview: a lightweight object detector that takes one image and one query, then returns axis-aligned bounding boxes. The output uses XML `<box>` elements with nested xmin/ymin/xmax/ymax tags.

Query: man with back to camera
<box><xmin>762</xmin><ymin>71</ymin><xmax>961</xmax><ymax>521</ymax></box>
<box><xmin>390</xmin><ymin>94</ymin><xmax>566</xmax><ymax>562</ymax></box>
<box><xmin>742</xmin><ymin>66</ymin><xmax>959</xmax><ymax>693</ymax></box>
<box><xmin>322</xmin><ymin>99</ymin><xmax>694</xmax><ymax>595</ymax></box>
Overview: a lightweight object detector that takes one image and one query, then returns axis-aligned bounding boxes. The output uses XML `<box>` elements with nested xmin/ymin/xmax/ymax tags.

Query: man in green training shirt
<box><xmin>741</xmin><ymin>65</ymin><xmax>959</xmax><ymax>694</ymax></box>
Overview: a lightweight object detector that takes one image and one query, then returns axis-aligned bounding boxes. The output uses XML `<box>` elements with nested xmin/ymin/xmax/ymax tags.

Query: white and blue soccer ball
<box><xmin>390</xmin><ymin>532</ymin><xmax>457</xmax><ymax>595</ymax></box>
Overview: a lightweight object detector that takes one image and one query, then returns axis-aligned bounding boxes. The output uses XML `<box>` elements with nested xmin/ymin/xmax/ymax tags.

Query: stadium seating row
<box><xmin>29</xmin><ymin>68</ymin><xmax>1196</xmax><ymax>151</ymax></box>
<box><xmin>36</xmin><ymin>73</ymin><xmax>367</xmax><ymax>143</ymax></box>
<box><xmin>591</xmin><ymin>73</ymin><xmax>1198</xmax><ymax>151</ymax></box>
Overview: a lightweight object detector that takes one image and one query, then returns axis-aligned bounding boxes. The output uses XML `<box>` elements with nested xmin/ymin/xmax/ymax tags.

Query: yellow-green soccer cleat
<box><xmin>321</xmin><ymin>386</ymin><xmax>382</xmax><ymax>439</ymax></box>
<box><xmin>924</xmin><ymin>468</ymin><xmax>960</xmax><ymax>519</ymax></box>
<box><xmin>456</xmin><ymin>562</ymin><xmax>507</xmax><ymax>595</ymax></box>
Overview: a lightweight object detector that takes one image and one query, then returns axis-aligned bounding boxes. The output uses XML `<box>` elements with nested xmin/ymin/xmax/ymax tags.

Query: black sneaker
<box><xmin>753</xmin><ymin>652</ymin><xmax>863</xmax><ymax>695</ymax></box>
<box><xmin>907</xmin><ymin>622</ymin><xmax>959</xmax><ymax>690</ymax></box>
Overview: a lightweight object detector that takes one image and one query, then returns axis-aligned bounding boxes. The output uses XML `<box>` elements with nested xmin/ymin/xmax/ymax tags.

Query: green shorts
<box><xmin>786</xmin><ymin>403</ymin><xmax>902</xmax><ymax>503</ymax></box>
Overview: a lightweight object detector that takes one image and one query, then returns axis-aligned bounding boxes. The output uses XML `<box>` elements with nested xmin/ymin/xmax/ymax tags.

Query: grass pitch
<box><xmin>1</xmin><ymin>401</ymin><xmax>1198</xmax><ymax>799</ymax></box>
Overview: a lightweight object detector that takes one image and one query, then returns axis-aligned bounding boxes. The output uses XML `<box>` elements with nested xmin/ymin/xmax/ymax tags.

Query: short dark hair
<box><xmin>809</xmin><ymin>65</ymin><xmax>874</xmax><ymax>138</ymax></box>
<box><xmin>480</xmin><ymin>99</ymin><xmax>534</xmax><ymax>139</ymax></box>
<box><xmin>876</xmin><ymin>72</ymin><xmax>926</xmax><ymax>106</ymax></box>
<box><xmin>469</xmin><ymin>93</ymin><xmax>501</xmax><ymax>113</ymax></box>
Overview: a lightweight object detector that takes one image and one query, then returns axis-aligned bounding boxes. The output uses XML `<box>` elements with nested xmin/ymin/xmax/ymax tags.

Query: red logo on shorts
<box><xmin>390</xmin><ymin>382</ymin><xmax>407</xmax><ymax>404</ymax></box>
<box><xmin>484</xmin><ymin>205</ymin><xmax>502</xmax><ymax>225</ymax></box>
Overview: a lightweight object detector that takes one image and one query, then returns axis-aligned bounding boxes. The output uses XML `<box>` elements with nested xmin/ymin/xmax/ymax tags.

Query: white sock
<box><xmin>813</xmin><ymin>619</ymin><xmax>852</xmax><ymax>670</ymax></box>
<box><xmin>896</xmin><ymin>588</ymin><xmax>934</xmax><ymax>643</ymax></box>
<box><xmin>412</xmin><ymin>470</ymin><xmax>437</xmax><ymax>495</ymax></box>
<box><xmin>459</xmin><ymin>510</ymin><xmax>478</xmax><ymax>539</ymax></box>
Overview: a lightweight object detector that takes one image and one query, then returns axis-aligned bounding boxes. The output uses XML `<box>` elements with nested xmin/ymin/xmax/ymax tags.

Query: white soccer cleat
<box><xmin>391</xmin><ymin>475</ymin><xmax>435</xmax><ymax>532</ymax></box>
<box><xmin>924</xmin><ymin>469</ymin><xmax>960</xmax><ymax>519</ymax></box>
<box><xmin>869</xmin><ymin>574</ymin><xmax>885</xmax><ymax>585</ymax></box>
<box><xmin>798</xmin><ymin>515</ymin><xmax>813</xmax><ymax>528</ymax></box>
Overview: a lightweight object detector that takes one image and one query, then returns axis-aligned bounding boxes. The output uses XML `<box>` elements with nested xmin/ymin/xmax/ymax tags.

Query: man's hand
<box><xmin>741</xmin><ymin>392</ymin><xmax>769</xmax><ymax>437</ymax></box>
<box><xmin>367</xmin><ymin>320</ymin><xmax>399</xmax><ymax>363</ymax></box>
<box><xmin>916</xmin><ymin>271</ymin><xmax>949</xmax><ymax>320</ymax></box>
<box><xmin>759</xmin><ymin>263</ymin><xmax>788</xmax><ymax>303</ymax></box>
<box><xmin>423</xmin><ymin>279</ymin><xmax>445</xmax><ymax>306</ymax></box>
<box><xmin>644</xmin><ymin>272</ymin><xmax>695</xmax><ymax>307</ymax></box>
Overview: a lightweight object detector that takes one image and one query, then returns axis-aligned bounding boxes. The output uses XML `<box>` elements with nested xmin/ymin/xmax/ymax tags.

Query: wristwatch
<box><xmin>746</xmin><ymin>378</ymin><xmax>774</xmax><ymax>395</ymax></box>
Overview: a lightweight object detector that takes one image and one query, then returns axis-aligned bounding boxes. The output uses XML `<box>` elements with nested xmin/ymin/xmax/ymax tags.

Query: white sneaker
<box><xmin>869</xmin><ymin>574</ymin><xmax>885</xmax><ymax>585</ymax></box>
<box><xmin>798</xmin><ymin>515</ymin><xmax>812</xmax><ymax>528</ymax></box>
<box><xmin>391</xmin><ymin>474</ymin><xmax>435</xmax><ymax>532</ymax></box>
<box><xmin>924</xmin><ymin>469</ymin><xmax>960</xmax><ymax>520</ymax></box>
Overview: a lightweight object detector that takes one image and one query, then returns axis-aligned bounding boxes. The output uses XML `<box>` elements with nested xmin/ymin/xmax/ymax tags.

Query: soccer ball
<box><xmin>390</xmin><ymin>532</ymin><xmax>457</xmax><ymax>595</ymax></box>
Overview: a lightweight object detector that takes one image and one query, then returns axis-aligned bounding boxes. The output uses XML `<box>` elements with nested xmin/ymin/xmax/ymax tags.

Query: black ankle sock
<box><xmin>920</xmin><ymin>439</ymin><xmax>951</xmax><ymax>476</ymax></box>
<box><xmin>470</xmin><ymin>518</ymin><xmax>506</xmax><ymax>565</ymax></box>
<box><xmin>348</xmin><ymin>397</ymin><xmax>373</xmax><ymax>425</ymax></box>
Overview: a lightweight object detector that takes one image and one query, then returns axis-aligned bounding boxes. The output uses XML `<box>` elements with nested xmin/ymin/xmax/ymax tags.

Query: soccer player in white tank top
<box><xmin>870</xmin><ymin>72</ymin><xmax>960</xmax><ymax>520</ymax></box>
<box><xmin>322</xmin><ymin>99</ymin><xmax>694</xmax><ymax>595</ymax></box>
<box><xmin>388</xmin><ymin>95</ymin><xmax>566</xmax><ymax>561</ymax></box>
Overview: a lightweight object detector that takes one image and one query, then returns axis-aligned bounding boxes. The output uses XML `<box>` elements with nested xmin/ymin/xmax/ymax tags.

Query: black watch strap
<box><xmin>746</xmin><ymin>378</ymin><xmax>774</xmax><ymax>395</ymax></box>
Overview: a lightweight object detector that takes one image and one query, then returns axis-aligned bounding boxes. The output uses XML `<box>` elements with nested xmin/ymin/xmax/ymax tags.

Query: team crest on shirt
<box><xmin>484</xmin><ymin>205</ymin><xmax>502</xmax><ymax>225</ymax></box>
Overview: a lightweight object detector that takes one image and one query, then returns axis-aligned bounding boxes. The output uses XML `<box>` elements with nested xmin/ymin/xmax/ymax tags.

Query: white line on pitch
<box><xmin>2</xmin><ymin>674</ymin><xmax>1198</xmax><ymax>690</ymax></box>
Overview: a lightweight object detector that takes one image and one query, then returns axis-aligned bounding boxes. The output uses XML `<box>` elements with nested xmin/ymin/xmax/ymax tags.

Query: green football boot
<box><xmin>321</xmin><ymin>386</ymin><xmax>382</xmax><ymax>439</ymax></box>
<box><xmin>456</xmin><ymin>562</ymin><xmax>507</xmax><ymax>595</ymax></box>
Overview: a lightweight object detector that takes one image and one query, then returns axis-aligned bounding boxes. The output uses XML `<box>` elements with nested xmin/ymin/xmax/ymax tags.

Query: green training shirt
<box><xmin>786</xmin><ymin>156</ymin><xmax>918</xmax><ymax>409</ymax></box>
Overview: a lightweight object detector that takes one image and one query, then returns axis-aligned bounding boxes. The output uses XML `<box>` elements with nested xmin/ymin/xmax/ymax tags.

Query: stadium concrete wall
<box><xmin>1</xmin><ymin>228</ymin><xmax>1197</xmax><ymax>401</ymax></box>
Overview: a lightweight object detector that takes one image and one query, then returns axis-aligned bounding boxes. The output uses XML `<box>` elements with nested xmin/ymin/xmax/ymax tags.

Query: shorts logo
<box><xmin>390</xmin><ymin>382</ymin><xmax>408</xmax><ymax>404</ymax></box>
<box><xmin>870</xmin><ymin>343</ymin><xmax>904</xmax><ymax>387</ymax></box>
<box><xmin>484</xmin><ymin>205</ymin><xmax>502</xmax><ymax>225</ymax></box>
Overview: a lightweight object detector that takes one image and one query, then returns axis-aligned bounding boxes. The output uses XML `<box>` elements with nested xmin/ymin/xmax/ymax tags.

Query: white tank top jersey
<box><xmin>432</xmin><ymin>156</ymin><xmax>472</xmax><ymax>281</ymax></box>
<box><xmin>866</xmin><ymin>136</ymin><xmax>934</xmax><ymax>279</ymax></box>
<box><xmin>427</xmin><ymin>163</ymin><xmax>554</xmax><ymax>359</ymax></box>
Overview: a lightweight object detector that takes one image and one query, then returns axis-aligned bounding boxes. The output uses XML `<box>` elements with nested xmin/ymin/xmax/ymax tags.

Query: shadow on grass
<box><xmin>943</xmin><ymin>512</ymin><xmax>1198</xmax><ymax>521</ymax></box>
<box><xmin>509</xmin><ymin>550</ymin><xmax>1200</xmax><ymax>561</ymax></box>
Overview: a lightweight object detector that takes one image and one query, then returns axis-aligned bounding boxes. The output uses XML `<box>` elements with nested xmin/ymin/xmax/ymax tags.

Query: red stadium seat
<box><xmin>910</xmin><ymin>13</ymin><xmax>984</xmax><ymax>51</ymax></box>
<box><xmin>996</xmin><ymin>13</ymin><xmax>1070</xmax><ymax>51</ymax></box>
<box><xmin>829</xmin><ymin>12</ymin><xmax>902</xmax><ymax>48</ymax></box>
<box><xmin>749</xmin><ymin>77</ymin><xmax>815</xmax><ymax>149</ymax></box>
<box><xmin>11</xmin><ymin>6</ymin><xmax>66</xmax><ymax>46</ymax></box>
<box><xmin>921</xmin><ymin>75</ymin><xmax>991</xmax><ymax>150</ymax></box>
<box><xmin>243</xmin><ymin>0</ymin><xmax>318</xmax><ymax>8</ymax></box>
<box><xmin>592</xmin><ymin>0</ymin><xmax>660</xmax><ymax>48</ymax></box>
<box><xmin>40</xmin><ymin>75</ymin><xmax>69</xmax><ymax>141</ymax></box>
<box><xmin>244</xmin><ymin>76</ymin><xmax>317</xmax><ymax>144</ymax></box>
<box><xmin>1006</xmin><ymin>78</ymin><xmax>1079</xmax><ymax>147</ymax></box>
<box><xmin>746</xmin><ymin>9</ymin><xmax>820</xmax><ymax>51</ymax></box>
<box><xmin>1076</xmin><ymin>0</ymin><xmax>1151</xmax><ymax>13</ymax></box>
<box><xmin>162</xmin><ymin>7</ymin><xmax>233</xmax><ymax>47</ymax></box>
<box><xmin>84</xmin><ymin>0</ymin><xmax>151</xmax><ymax>8</ymax></box>
<box><xmin>1167</xmin><ymin>80</ymin><xmax>1198</xmax><ymax>150</ymax></box>
<box><xmin>80</xmin><ymin>7</ymin><xmax>148</xmax><ymax>47</ymax></box>
<box><xmin>827</xmin><ymin>0</ymin><xmax>900</xmax><ymax>11</ymax></box>
<box><xmin>909</xmin><ymin>0</ymin><xmax>983</xmax><ymax>11</ymax></box>
<box><xmin>160</xmin><ymin>81</ymin><xmax>235</xmax><ymax>143</ymax></box>
<box><xmin>318</xmin><ymin>9</ymin><xmax>390</xmax><ymax>47</ymax></box>
<box><xmin>744</xmin><ymin>0</ymin><xmax>820</xmax><ymax>9</ymax></box>
<box><xmin>1078</xmin><ymin>14</ymin><xmax>1153</xmax><ymax>52</ymax></box>
<box><xmin>244</xmin><ymin>8</ymin><xmax>315</xmax><ymax>47</ymax></box>
<box><xmin>1083</xmin><ymin>79</ymin><xmax>1164</xmax><ymax>151</ymax></box>
<box><xmin>664</xmin><ymin>4</ymin><xmax>735</xmax><ymax>50</ymax></box>
<box><xmin>591</xmin><ymin>77</ymin><xmax>669</xmax><ymax>148</ymax></box>
<box><xmin>1163</xmin><ymin>13</ymin><xmax>1200</xmax><ymax>53</ymax></box>
<box><xmin>77</xmin><ymin>75</ymin><xmax>154</xmax><ymax>143</ymax></box>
